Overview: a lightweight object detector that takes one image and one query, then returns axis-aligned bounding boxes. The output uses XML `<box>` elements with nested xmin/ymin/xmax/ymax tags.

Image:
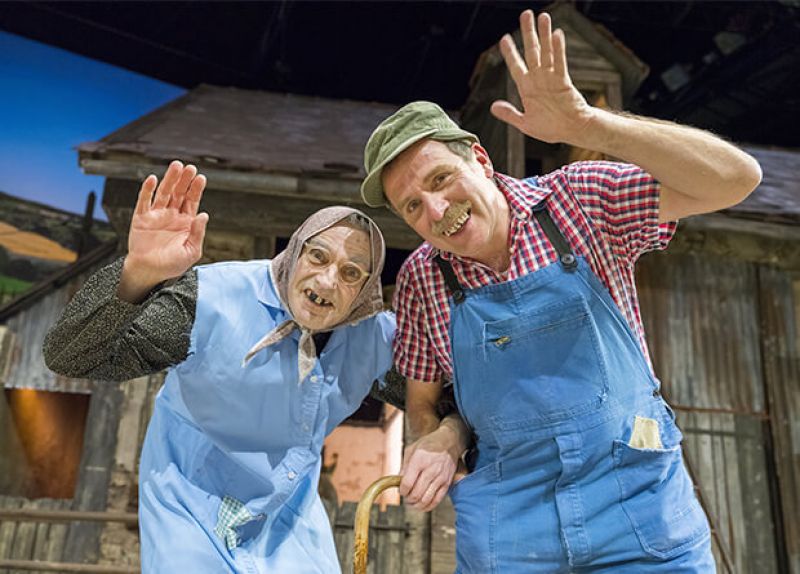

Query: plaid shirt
<box><xmin>392</xmin><ymin>161</ymin><xmax>677</xmax><ymax>383</ymax></box>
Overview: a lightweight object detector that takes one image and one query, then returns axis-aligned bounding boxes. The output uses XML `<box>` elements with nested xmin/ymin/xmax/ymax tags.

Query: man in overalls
<box><xmin>360</xmin><ymin>10</ymin><xmax>762</xmax><ymax>572</ymax></box>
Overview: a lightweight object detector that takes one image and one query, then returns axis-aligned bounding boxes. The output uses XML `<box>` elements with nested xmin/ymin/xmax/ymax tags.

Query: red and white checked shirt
<box><xmin>392</xmin><ymin>161</ymin><xmax>677</xmax><ymax>384</ymax></box>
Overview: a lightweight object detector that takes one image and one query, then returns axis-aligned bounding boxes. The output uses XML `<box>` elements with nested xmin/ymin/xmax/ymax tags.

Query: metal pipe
<box><xmin>353</xmin><ymin>474</ymin><xmax>402</xmax><ymax>574</ymax></box>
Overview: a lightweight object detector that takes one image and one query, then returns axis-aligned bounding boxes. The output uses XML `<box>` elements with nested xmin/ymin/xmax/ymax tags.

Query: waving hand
<box><xmin>491</xmin><ymin>11</ymin><xmax>595</xmax><ymax>146</ymax></box>
<box><xmin>118</xmin><ymin>161</ymin><xmax>209</xmax><ymax>302</ymax></box>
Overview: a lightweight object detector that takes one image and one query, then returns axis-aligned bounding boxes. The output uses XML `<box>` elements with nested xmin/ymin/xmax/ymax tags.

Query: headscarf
<box><xmin>243</xmin><ymin>206</ymin><xmax>386</xmax><ymax>381</ymax></box>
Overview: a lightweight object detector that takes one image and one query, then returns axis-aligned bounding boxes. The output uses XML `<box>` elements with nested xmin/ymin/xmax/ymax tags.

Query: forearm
<box><xmin>406</xmin><ymin>377</ymin><xmax>469</xmax><ymax>459</ymax></box>
<box><xmin>43</xmin><ymin>257</ymin><xmax>195</xmax><ymax>380</ymax></box>
<box><xmin>406</xmin><ymin>394</ymin><xmax>442</xmax><ymax>440</ymax></box>
<box><xmin>574</xmin><ymin>109</ymin><xmax>761</xmax><ymax>205</ymax></box>
<box><xmin>439</xmin><ymin>413</ymin><xmax>471</xmax><ymax>457</ymax></box>
<box><xmin>117</xmin><ymin>255</ymin><xmax>172</xmax><ymax>303</ymax></box>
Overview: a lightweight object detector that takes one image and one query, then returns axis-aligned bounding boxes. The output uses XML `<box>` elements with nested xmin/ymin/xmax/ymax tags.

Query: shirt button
<box><xmin>287</xmin><ymin>471</ymin><xmax>297</xmax><ymax>480</ymax></box>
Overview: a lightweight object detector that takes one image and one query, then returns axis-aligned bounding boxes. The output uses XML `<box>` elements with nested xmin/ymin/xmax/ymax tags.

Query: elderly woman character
<box><xmin>43</xmin><ymin>161</ymin><xmax>396</xmax><ymax>573</ymax></box>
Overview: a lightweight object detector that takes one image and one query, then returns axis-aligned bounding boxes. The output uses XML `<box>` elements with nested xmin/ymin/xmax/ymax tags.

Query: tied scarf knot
<box><xmin>242</xmin><ymin>319</ymin><xmax>318</xmax><ymax>383</ymax></box>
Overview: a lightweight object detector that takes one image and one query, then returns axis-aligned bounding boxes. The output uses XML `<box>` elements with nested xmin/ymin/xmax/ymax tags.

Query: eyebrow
<box><xmin>422</xmin><ymin>164</ymin><xmax>454</xmax><ymax>188</ymax></box>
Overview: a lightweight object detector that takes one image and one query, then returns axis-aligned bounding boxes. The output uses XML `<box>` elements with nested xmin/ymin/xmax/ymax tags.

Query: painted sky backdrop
<box><xmin>0</xmin><ymin>30</ymin><xmax>185</xmax><ymax>218</ymax></box>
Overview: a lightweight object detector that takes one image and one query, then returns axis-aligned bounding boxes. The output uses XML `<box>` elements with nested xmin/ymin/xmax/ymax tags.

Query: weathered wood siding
<box><xmin>637</xmin><ymin>252</ymin><xmax>786</xmax><ymax>572</ymax></box>
<box><xmin>333</xmin><ymin>502</ymin><xmax>408</xmax><ymax>573</ymax></box>
<box><xmin>758</xmin><ymin>268</ymin><xmax>800</xmax><ymax>573</ymax></box>
<box><xmin>0</xmin><ymin>496</ymin><xmax>72</xmax><ymax>572</ymax></box>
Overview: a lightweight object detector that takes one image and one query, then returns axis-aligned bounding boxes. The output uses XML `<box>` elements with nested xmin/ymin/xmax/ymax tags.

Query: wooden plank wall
<box><xmin>333</xmin><ymin>502</ymin><xmax>407</xmax><ymax>573</ymax></box>
<box><xmin>636</xmin><ymin>252</ymin><xmax>782</xmax><ymax>571</ymax></box>
<box><xmin>758</xmin><ymin>267</ymin><xmax>800</xmax><ymax>573</ymax></box>
<box><xmin>0</xmin><ymin>496</ymin><xmax>71</xmax><ymax>573</ymax></box>
<box><xmin>430</xmin><ymin>498</ymin><xmax>457</xmax><ymax>574</ymax></box>
<box><xmin>61</xmin><ymin>382</ymin><xmax>124</xmax><ymax>566</ymax></box>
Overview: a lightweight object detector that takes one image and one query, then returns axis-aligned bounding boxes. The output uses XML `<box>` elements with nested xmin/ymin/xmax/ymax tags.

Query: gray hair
<box><xmin>445</xmin><ymin>139</ymin><xmax>474</xmax><ymax>162</ymax></box>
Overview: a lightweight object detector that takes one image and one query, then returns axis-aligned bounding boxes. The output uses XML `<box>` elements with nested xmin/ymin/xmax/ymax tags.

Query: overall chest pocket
<box><xmin>481</xmin><ymin>296</ymin><xmax>610</xmax><ymax>427</ymax></box>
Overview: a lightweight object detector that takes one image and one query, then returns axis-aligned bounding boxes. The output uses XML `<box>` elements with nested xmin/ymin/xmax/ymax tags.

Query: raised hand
<box><xmin>491</xmin><ymin>10</ymin><xmax>595</xmax><ymax>146</ymax></box>
<box><xmin>118</xmin><ymin>161</ymin><xmax>209</xmax><ymax>302</ymax></box>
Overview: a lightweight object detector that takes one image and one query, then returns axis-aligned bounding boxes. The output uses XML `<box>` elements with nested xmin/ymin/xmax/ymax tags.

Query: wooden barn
<box><xmin>0</xmin><ymin>3</ymin><xmax>796</xmax><ymax>573</ymax></box>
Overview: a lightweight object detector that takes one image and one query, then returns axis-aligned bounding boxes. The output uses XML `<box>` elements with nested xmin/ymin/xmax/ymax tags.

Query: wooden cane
<box><xmin>353</xmin><ymin>475</ymin><xmax>402</xmax><ymax>574</ymax></box>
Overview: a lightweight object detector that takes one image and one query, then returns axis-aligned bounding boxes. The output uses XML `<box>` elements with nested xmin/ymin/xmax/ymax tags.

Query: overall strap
<box><xmin>532</xmin><ymin>200</ymin><xmax>578</xmax><ymax>270</ymax></box>
<box><xmin>433</xmin><ymin>255</ymin><xmax>466</xmax><ymax>304</ymax></box>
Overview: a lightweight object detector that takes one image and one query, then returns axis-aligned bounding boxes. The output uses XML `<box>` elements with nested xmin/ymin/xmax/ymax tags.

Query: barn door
<box><xmin>637</xmin><ymin>253</ymin><xmax>784</xmax><ymax>572</ymax></box>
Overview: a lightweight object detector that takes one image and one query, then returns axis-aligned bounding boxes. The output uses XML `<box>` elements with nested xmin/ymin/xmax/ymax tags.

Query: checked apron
<box><xmin>439</xmin><ymin>200</ymin><xmax>714</xmax><ymax>573</ymax></box>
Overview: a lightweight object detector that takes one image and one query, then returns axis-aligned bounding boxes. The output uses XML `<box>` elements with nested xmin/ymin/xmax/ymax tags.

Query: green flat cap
<box><xmin>361</xmin><ymin>101</ymin><xmax>479</xmax><ymax>208</ymax></box>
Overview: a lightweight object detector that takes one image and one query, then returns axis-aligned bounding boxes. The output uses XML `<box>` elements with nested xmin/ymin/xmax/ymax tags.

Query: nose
<box><xmin>315</xmin><ymin>264</ymin><xmax>338</xmax><ymax>291</ymax></box>
<box><xmin>424</xmin><ymin>194</ymin><xmax>449</xmax><ymax>221</ymax></box>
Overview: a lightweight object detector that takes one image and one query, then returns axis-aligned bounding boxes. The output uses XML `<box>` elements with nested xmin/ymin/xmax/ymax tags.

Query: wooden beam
<box><xmin>101</xmin><ymin>178</ymin><xmax>422</xmax><ymax>251</ymax></box>
<box><xmin>0</xmin><ymin>559</ymin><xmax>137</xmax><ymax>573</ymax></box>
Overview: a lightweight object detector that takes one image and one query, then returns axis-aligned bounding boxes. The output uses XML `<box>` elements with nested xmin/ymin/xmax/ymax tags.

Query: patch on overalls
<box><xmin>629</xmin><ymin>415</ymin><xmax>663</xmax><ymax>449</ymax></box>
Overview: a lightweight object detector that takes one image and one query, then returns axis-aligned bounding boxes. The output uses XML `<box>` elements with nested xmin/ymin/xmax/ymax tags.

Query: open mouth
<box><xmin>443</xmin><ymin>208</ymin><xmax>470</xmax><ymax>237</ymax></box>
<box><xmin>304</xmin><ymin>288</ymin><xmax>333</xmax><ymax>307</ymax></box>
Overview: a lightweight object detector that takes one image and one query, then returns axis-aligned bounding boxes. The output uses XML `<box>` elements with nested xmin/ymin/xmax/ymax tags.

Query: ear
<box><xmin>471</xmin><ymin>143</ymin><xmax>495</xmax><ymax>178</ymax></box>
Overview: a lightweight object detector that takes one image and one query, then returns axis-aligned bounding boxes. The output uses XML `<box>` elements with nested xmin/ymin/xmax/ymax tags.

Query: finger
<box><xmin>520</xmin><ymin>10</ymin><xmax>540</xmax><ymax>69</ymax></box>
<box><xmin>553</xmin><ymin>28</ymin><xmax>569</xmax><ymax>80</ymax></box>
<box><xmin>181</xmin><ymin>174</ymin><xmax>207</xmax><ymax>216</ymax></box>
<box><xmin>187</xmin><ymin>212</ymin><xmax>209</xmax><ymax>254</ymax></box>
<box><xmin>538</xmin><ymin>12</ymin><xmax>554</xmax><ymax>69</ymax></box>
<box><xmin>404</xmin><ymin>467</ymin><xmax>431</xmax><ymax>504</ymax></box>
<box><xmin>399</xmin><ymin>461</ymin><xmax>421</xmax><ymax>498</ymax></box>
<box><xmin>417</xmin><ymin>479</ymin><xmax>443</xmax><ymax>511</ymax></box>
<box><xmin>499</xmin><ymin>34</ymin><xmax>527</xmax><ymax>85</ymax></box>
<box><xmin>153</xmin><ymin>160</ymin><xmax>184</xmax><ymax>209</ymax></box>
<box><xmin>168</xmin><ymin>164</ymin><xmax>197</xmax><ymax>210</ymax></box>
<box><xmin>423</xmin><ymin>483</ymin><xmax>450</xmax><ymax>512</ymax></box>
<box><xmin>407</xmin><ymin>466</ymin><xmax>444</xmax><ymax>505</ymax></box>
<box><xmin>135</xmin><ymin>175</ymin><xmax>158</xmax><ymax>214</ymax></box>
<box><xmin>490</xmin><ymin>100</ymin><xmax>526</xmax><ymax>130</ymax></box>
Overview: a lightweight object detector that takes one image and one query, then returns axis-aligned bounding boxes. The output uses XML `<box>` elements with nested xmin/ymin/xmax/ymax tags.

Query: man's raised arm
<box><xmin>491</xmin><ymin>10</ymin><xmax>762</xmax><ymax>222</ymax></box>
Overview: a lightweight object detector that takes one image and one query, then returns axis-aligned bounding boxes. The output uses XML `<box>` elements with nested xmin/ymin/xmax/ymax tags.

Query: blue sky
<box><xmin>0</xmin><ymin>31</ymin><xmax>185</xmax><ymax>219</ymax></box>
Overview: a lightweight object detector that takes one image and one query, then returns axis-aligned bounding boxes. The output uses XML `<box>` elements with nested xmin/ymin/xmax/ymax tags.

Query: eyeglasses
<box><xmin>301</xmin><ymin>243</ymin><xmax>371</xmax><ymax>286</ymax></box>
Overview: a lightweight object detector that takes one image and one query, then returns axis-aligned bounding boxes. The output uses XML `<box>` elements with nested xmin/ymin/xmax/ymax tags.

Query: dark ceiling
<box><xmin>2</xmin><ymin>1</ymin><xmax>799</xmax><ymax>146</ymax></box>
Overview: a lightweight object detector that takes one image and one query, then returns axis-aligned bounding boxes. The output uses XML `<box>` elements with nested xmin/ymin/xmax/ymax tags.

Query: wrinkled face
<box><xmin>287</xmin><ymin>223</ymin><xmax>372</xmax><ymax>331</ymax></box>
<box><xmin>382</xmin><ymin>139</ymin><xmax>509</xmax><ymax>266</ymax></box>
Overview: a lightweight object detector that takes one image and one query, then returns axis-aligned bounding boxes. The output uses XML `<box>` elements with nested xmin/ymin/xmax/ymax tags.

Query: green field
<box><xmin>0</xmin><ymin>273</ymin><xmax>32</xmax><ymax>299</ymax></box>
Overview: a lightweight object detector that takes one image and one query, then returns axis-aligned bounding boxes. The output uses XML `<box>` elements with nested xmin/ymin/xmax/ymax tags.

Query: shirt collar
<box><xmin>424</xmin><ymin>172</ymin><xmax>552</xmax><ymax>261</ymax></box>
<box><xmin>257</xmin><ymin>260</ymin><xmax>285</xmax><ymax>311</ymax></box>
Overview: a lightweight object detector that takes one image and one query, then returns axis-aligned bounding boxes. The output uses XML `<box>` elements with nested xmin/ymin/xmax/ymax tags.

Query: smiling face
<box><xmin>286</xmin><ymin>223</ymin><xmax>372</xmax><ymax>331</ymax></box>
<box><xmin>382</xmin><ymin>139</ymin><xmax>511</xmax><ymax>270</ymax></box>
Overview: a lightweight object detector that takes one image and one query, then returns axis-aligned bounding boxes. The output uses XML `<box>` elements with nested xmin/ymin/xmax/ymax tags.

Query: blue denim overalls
<box><xmin>441</xmin><ymin>200</ymin><xmax>714</xmax><ymax>572</ymax></box>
